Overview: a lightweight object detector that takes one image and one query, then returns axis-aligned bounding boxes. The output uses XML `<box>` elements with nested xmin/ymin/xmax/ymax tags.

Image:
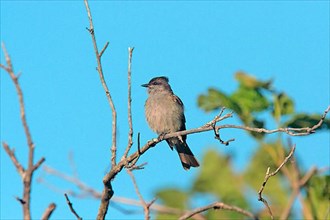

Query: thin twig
<box><xmin>42</xmin><ymin>165</ymin><xmax>101</xmax><ymax>199</ymax></box>
<box><xmin>258</xmin><ymin>145</ymin><xmax>296</xmax><ymax>219</ymax></box>
<box><xmin>83</xmin><ymin>0</ymin><xmax>117</xmax><ymax>218</ymax></box>
<box><xmin>99</xmin><ymin>42</ymin><xmax>109</xmax><ymax>58</ymax></box>
<box><xmin>208</xmin><ymin>108</ymin><xmax>235</xmax><ymax>145</ymax></box>
<box><xmin>2</xmin><ymin>142</ymin><xmax>25</xmax><ymax>177</ymax></box>
<box><xmin>1</xmin><ymin>43</ymin><xmax>34</xmax><ymax>152</ymax></box>
<box><xmin>123</xmin><ymin>47</ymin><xmax>135</xmax><ymax>159</ymax></box>
<box><xmin>33</xmin><ymin>157</ymin><xmax>46</xmax><ymax>171</ymax></box>
<box><xmin>41</xmin><ymin>203</ymin><xmax>56</xmax><ymax>220</ymax></box>
<box><xmin>126</xmin><ymin>169</ymin><xmax>150</xmax><ymax>220</ymax></box>
<box><xmin>1</xmin><ymin>43</ymin><xmax>47</xmax><ymax>219</ymax></box>
<box><xmin>40</xmin><ymin>166</ymin><xmax>205</xmax><ymax>219</ymax></box>
<box><xmin>179</xmin><ymin>202</ymin><xmax>258</xmax><ymax>220</ymax></box>
<box><xmin>68</xmin><ymin>151</ymin><xmax>79</xmax><ymax>178</ymax></box>
<box><xmin>83</xmin><ymin>0</ymin><xmax>117</xmax><ymax>168</ymax></box>
<box><xmin>64</xmin><ymin>193</ymin><xmax>82</xmax><ymax>220</ymax></box>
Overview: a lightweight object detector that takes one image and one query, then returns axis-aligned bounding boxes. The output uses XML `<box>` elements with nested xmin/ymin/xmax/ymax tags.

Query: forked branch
<box><xmin>1</xmin><ymin>43</ymin><xmax>48</xmax><ymax>219</ymax></box>
<box><xmin>258</xmin><ymin>145</ymin><xmax>296</xmax><ymax>219</ymax></box>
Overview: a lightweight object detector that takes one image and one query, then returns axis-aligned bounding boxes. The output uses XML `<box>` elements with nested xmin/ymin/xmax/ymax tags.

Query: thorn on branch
<box><xmin>147</xmin><ymin>197</ymin><xmax>157</xmax><ymax>208</ymax></box>
<box><xmin>137</xmin><ymin>132</ymin><xmax>141</xmax><ymax>154</ymax></box>
<box><xmin>85</xmin><ymin>27</ymin><xmax>94</xmax><ymax>34</ymax></box>
<box><xmin>15</xmin><ymin>196</ymin><xmax>26</xmax><ymax>205</ymax></box>
<box><xmin>127</xmin><ymin>162</ymin><xmax>148</xmax><ymax>171</ymax></box>
<box><xmin>16</xmin><ymin>72</ymin><xmax>22</xmax><ymax>80</ymax></box>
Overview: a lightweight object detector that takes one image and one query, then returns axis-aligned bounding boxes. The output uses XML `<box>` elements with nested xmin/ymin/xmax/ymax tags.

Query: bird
<box><xmin>142</xmin><ymin>76</ymin><xmax>200</xmax><ymax>170</ymax></box>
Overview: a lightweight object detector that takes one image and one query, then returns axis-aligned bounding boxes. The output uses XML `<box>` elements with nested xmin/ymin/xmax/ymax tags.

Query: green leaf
<box><xmin>155</xmin><ymin>189</ymin><xmax>188</xmax><ymax>210</ymax></box>
<box><xmin>305</xmin><ymin>175</ymin><xmax>330</xmax><ymax>219</ymax></box>
<box><xmin>235</xmin><ymin>71</ymin><xmax>272</xmax><ymax>90</ymax></box>
<box><xmin>193</xmin><ymin>149</ymin><xmax>249</xmax><ymax>209</ymax></box>
<box><xmin>272</xmin><ymin>93</ymin><xmax>295</xmax><ymax>121</ymax></box>
<box><xmin>231</xmin><ymin>86</ymin><xmax>270</xmax><ymax>114</ymax></box>
<box><xmin>155</xmin><ymin>189</ymin><xmax>188</xmax><ymax>220</ymax></box>
<box><xmin>197</xmin><ymin>88</ymin><xmax>235</xmax><ymax>112</ymax></box>
<box><xmin>284</xmin><ymin>113</ymin><xmax>330</xmax><ymax>130</ymax></box>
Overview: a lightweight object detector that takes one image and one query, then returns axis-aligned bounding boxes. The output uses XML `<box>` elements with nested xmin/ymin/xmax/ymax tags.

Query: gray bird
<box><xmin>142</xmin><ymin>76</ymin><xmax>200</xmax><ymax>170</ymax></box>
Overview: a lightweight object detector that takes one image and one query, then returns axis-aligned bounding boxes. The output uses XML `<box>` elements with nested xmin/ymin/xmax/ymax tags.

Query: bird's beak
<box><xmin>141</xmin><ymin>83</ymin><xmax>149</xmax><ymax>87</ymax></box>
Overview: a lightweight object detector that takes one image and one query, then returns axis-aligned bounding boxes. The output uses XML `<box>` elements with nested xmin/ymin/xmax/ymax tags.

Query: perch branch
<box><xmin>100</xmin><ymin>105</ymin><xmax>329</xmax><ymax>213</ymax></box>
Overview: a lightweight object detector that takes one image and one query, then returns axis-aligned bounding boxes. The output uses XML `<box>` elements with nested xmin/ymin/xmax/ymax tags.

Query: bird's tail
<box><xmin>175</xmin><ymin>142</ymin><xmax>200</xmax><ymax>170</ymax></box>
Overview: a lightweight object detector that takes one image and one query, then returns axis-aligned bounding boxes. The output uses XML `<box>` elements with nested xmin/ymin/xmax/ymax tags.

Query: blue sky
<box><xmin>1</xmin><ymin>1</ymin><xmax>329</xmax><ymax>219</ymax></box>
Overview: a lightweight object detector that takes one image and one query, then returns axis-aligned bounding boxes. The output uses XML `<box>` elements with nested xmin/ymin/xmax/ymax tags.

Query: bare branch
<box><xmin>41</xmin><ymin>203</ymin><xmax>56</xmax><ymax>220</ymax></box>
<box><xmin>83</xmin><ymin>0</ymin><xmax>117</xmax><ymax>168</ymax></box>
<box><xmin>258</xmin><ymin>145</ymin><xmax>296</xmax><ymax>219</ymax></box>
<box><xmin>64</xmin><ymin>193</ymin><xmax>82</xmax><ymax>220</ymax></box>
<box><xmin>68</xmin><ymin>151</ymin><xmax>79</xmax><ymax>178</ymax></box>
<box><xmin>123</xmin><ymin>47</ymin><xmax>135</xmax><ymax>159</ymax></box>
<box><xmin>1</xmin><ymin>43</ymin><xmax>34</xmax><ymax>153</ymax></box>
<box><xmin>42</xmin><ymin>165</ymin><xmax>101</xmax><ymax>199</ymax></box>
<box><xmin>83</xmin><ymin>1</ymin><xmax>117</xmax><ymax>218</ymax></box>
<box><xmin>1</xmin><ymin>43</ymin><xmax>51</xmax><ymax>219</ymax></box>
<box><xmin>126</xmin><ymin>169</ymin><xmax>150</xmax><ymax>220</ymax></box>
<box><xmin>40</xmin><ymin>166</ymin><xmax>205</xmax><ymax>219</ymax></box>
<box><xmin>179</xmin><ymin>202</ymin><xmax>258</xmax><ymax>220</ymax></box>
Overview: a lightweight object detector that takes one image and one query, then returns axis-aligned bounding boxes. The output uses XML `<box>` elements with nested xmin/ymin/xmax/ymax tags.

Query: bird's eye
<box><xmin>152</xmin><ymin>81</ymin><xmax>159</xmax><ymax>85</ymax></box>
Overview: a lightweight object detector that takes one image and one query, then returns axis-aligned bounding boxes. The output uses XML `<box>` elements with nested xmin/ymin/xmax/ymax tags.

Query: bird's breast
<box><xmin>145</xmin><ymin>94</ymin><xmax>184</xmax><ymax>134</ymax></box>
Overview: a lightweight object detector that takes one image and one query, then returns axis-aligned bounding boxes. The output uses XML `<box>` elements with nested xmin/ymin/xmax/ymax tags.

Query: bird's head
<box><xmin>142</xmin><ymin>76</ymin><xmax>172</xmax><ymax>95</ymax></box>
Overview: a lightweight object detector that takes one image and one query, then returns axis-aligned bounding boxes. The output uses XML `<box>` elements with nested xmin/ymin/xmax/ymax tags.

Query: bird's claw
<box><xmin>158</xmin><ymin>132</ymin><xmax>168</xmax><ymax>141</ymax></box>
